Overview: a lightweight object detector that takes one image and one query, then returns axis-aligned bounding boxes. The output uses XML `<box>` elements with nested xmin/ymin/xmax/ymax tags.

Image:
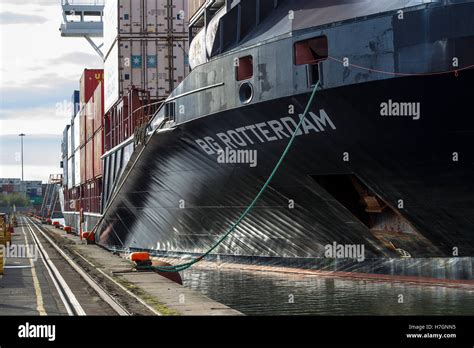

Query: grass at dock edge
<box><xmin>114</xmin><ymin>276</ymin><xmax>180</xmax><ymax>316</ymax></box>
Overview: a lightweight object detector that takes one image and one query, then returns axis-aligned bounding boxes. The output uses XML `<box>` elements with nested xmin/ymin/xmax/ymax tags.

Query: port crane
<box><xmin>59</xmin><ymin>0</ymin><xmax>104</xmax><ymax>58</ymax></box>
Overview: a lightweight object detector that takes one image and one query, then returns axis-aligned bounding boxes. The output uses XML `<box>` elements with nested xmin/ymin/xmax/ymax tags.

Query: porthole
<box><xmin>239</xmin><ymin>82</ymin><xmax>253</xmax><ymax>104</ymax></box>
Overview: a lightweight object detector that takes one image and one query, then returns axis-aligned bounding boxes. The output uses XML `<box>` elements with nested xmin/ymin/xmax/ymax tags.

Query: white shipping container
<box><xmin>74</xmin><ymin>150</ymin><xmax>81</xmax><ymax>187</ymax></box>
<box><xmin>62</xmin><ymin>125</ymin><xmax>69</xmax><ymax>159</ymax></box>
<box><xmin>63</xmin><ymin>157</ymin><xmax>68</xmax><ymax>188</ymax></box>
<box><xmin>68</xmin><ymin>157</ymin><xmax>74</xmax><ymax>189</ymax></box>
<box><xmin>67</xmin><ymin>126</ymin><xmax>72</xmax><ymax>159</ymax></box>
<box><xmin>104</xmin><ymin>0</ymin><xmax>187</xmax><ymax>58</ymax></box>
<box><xmin>104</xmin><ymin>37</ymin><xmax>189</xmax><ymax>112</ymax></box>
<box><xmin>73</xmin><ymin>113</ymin><xmax>80</xmax><ymax>151</ymax></box>
<box><xmin>104</xmin><ymin>42</ymin><xmax>119</xmax><ymax>113</ymax></box>
<box><xmin>103</xmin><ymin>0</ymin><xmax>118</xmax><ymax>58</ymax></box>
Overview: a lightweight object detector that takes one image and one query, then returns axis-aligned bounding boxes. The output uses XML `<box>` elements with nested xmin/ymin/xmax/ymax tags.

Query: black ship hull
<box><xmin>97</xmin><ymin>69</ymin><xmax>474</xmax><ymax>278</ymax></box>
<box><xmin>96</xmin><ymin>0</ymin><xmax>474</xmax><ymax>280</ymax></box>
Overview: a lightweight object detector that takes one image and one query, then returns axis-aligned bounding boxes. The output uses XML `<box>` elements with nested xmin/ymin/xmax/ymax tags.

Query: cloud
<box><xmin>0</xmin><ymin>0</ymin><xmax>57</xmax><ymax>6</ymax></box>
<box><xmin>24</xmin><ymin>53</ymin><xmax>103</xmax><ymax>75</ymax></box>
<box><xmin>0</xmin><ymin>74</ymin><xmax>79</xmax><ymax>111</ymax></box>
<box><xmin>46</xmin><ymin>52</ymin><xmax>103</xmax><ymax>67</ymax></box>
<box><xmin>0</xmin><ymin>11</ymin><xmax>49</xmax><ymax>25</ymax></box>
<box><xmin>0</xmin><ymin>105</ymin><xmax>71</xmax><ymax>121</ymax></box>
<box><xmin>0</xmin><ymin>105</ymin><xmax>73</xmax><ymax>136</ymax></box>
<box><xmin>0</xmin><ymin>0</ymin><xmax>100</xmax><ymax>182</ymax></box>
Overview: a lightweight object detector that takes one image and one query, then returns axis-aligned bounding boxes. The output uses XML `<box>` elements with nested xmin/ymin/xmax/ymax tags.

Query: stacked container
<box><xmin>71</xmin><ymin>90</ymin><xmax>80</xmax><ymax>120</ymax></box>
<box><xmin>66</xmin><ymin>91</ymin><xmax>80</xmax><ymax>190</ymax></box>
<box><xmin>104</xmin><ymin>38</ymin><xmax>189</xmax><ymax>113</ymax></box>
<box><xmin>80</xmin><ymin>69</ymin><xmax>104</xmax><ymax>106</ymax></box>
<box><xmin>80</xmin><ymin>71</ymin><xmax>104</xmax><ymax>214</ymax></box>
<box><xmin>103</xmin><ymin>0</ymin><xmax>190</xmax><ymax>127</ymax></box>
<box><xmin>93</xmin><ymin>83</ymin><xmax>104</xmax><ymax>179</ymax></box>
<box><xmin>63</xmin><ymin>70</ymin><xmax>104</xmax><ymax>214</ymax></box>
<box><xmin>62</xmin><ymin>1</ymin><xmax>191</xmax><ymax>218</ymax></box>
<box><xmin>61</xmin><ymin>125</ymin><xmax>70</xmax><ymax>188</ymax></box>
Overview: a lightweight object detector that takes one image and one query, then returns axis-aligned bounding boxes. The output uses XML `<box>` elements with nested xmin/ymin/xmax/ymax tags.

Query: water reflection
<box><xmin>182</xmin><ymin>268</ymin><xmax>474</xmax><ymax>315</ymax></box>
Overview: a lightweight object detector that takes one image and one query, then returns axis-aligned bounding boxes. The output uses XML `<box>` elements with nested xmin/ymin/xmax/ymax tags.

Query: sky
<box><xmin>0</xmin><ymin>0</ymin><xmax>103</xmax><ymax>182</ymax></box>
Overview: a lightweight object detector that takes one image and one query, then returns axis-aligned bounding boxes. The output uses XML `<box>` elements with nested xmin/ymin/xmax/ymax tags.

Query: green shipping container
<box><xmin>29</xmin><ymin>197</ymin><xmax>43</xmax><ymax>205</ymax></box>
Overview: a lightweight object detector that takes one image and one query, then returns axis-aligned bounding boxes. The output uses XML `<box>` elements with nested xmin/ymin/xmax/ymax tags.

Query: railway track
<box><xmin>21</xmin><ymin>216</ymin><xmax>130</xmax><ymax>316</ymax></box>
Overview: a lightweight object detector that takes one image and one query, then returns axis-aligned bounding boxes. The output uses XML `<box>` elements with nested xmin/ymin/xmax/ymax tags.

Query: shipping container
<box><xmin>86</xmin><ymin>140</ymin><xmax>94</xmax><ymax>181</ymax></box>
<box><xmin>85</xmin><ymin>97</ymin><xmax>94</xmax><ymax>141</ymax></box>
<box><xmin>71</xmin><ymin>90</ymin><xmax>80</xmax><ymax>118</ymax></box>
<box><xmin>93</xmin><ymin>130</ymin><xmax>103</xmax><ymax>178</ymax></box>
<box><xmin>103</xmin><ymin>0</ymin><xmax>187</xmax><ymax>57</ymax></box>
<box><xmin>93</xmin><ymin>83</ymin><xmax>104</xmax><ymax>132</ymax></box>
<box><xmin>92</xmin><ymin>177</ymin><xmax>102</xmax><ymax>213</ymax></box>
<box><xmin>80</xmin><ymin>146</ymin><xmax>86</xmax><ymax>184</ymax></box>
<box><xmin>104</xmin><ymin>38</ymin><xmax>189</xmax><ymax>112</ymax></box>
<box><xmin>105</xmin><ymin>95</ymin><xmax>128</xmax><ymax>150</ymax></box>
<box><xmin>104</xmin><ymin>87</ymin><xmax>160</xmax><ymax>150</ymax></box>
<box><xmin>74</xmin><ymin>149</ymin><xmax>81</xmax><ymax>187</ymax></box>
<box><xmin>81</xmin><ymin>178</ymin><xmax>102</xmax><ymax>213</ymax></box>
<box><xmin>79</xmin><ymin>107</ymin><xmax>86</xmax><ymax>147</ymax></box>
<box><xmin>67</xmin><ymin>125</ymin><xmax>73</xmax><ymax>159</ymax></box>
<box><xmin>73</xmin><ymin>112</ymin><xmax>80</xmax><ymax>151</ymax></box>
<box><xmin>62</xmin><ymin>156</ymin><xmax>68</xmax><ymax>188</ymax></box>
<box><xmin>67</xmin><ymin>157</ymin><xmax>74</xmax><ymax>189</ymax></box>
<box><xmin>2</xmin><ymin>184</ymin><xmax>13</xmax><ymax>194</ymax></box>
<box><xmin>80</xmin><ymin>69</ymin><xmax>104</xmax><ymax>106</ymax></box>
<box><xmin>61</xmin><ymin>125</ymin><xmax>70</xmax><ymax>159</ymax></box>
<box><xmin>65</xmin><ymin>187</ymin><xmax>80</xmax><ymax>212</ymax></box>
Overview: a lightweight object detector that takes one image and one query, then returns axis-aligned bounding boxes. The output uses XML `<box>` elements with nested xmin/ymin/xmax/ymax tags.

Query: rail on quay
<box><xmin>25</xmin><ymin>215</ymin><xmax>242</xmax><ymax>316</ymax></box>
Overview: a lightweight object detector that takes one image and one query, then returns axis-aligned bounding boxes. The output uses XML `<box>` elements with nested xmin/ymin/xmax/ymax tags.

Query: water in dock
<box><xmin>182</xmin><ymin>268</ymin><xmax>474</xmax><ymax>315</ymax></box>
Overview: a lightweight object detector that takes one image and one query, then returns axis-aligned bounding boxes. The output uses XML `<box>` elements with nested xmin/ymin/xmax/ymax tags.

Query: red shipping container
<box><xmin>93</xmin><ymin>130</ymin><xmax>103</xmax><ymax>178</ymax></box>
<box><xmin>79</xmin><ymin>107</ymin><xmax>86</xmax><ymax>147</ymax></box>
<box><xmin>80</xmin><ymin>69</ymin><xmax>104</xmax><ymax>106</ymax></box>
<box><xmin>85</xmin><ymin>178</ymin><xmax>102</xmax><ymax>213</ymax></box>
<box><xmin>86</xmin><ymin>98</ymin><xmax>94</xmax><ymax>141</ymax></box>
<box><xmin>2</xmin><ymin>184</ymin><xmax>13</xmax><ymax>193</ymax></box>
<box><xmin>80</xmin><ymin>146</ymin><xmax>86</xmax><ymax>184</ymax></box>
<box><xmin>81</xmin><ymin>183</ymin><xmax>88</xmax><ymax>212</ymax></box>
<box><xmin>86</xmin><ymin>140</ymin><xmax>94</xmax><ymax>181</ymax></box>
<box><xmin>104</xmin><ymin>95</ymin><xmax>128</xmax><ymax>150</ymax></box>
<box><xmin>93</xmin><ymin>83</ymin><xmax>104</xmax><ymax>133</ymax></box>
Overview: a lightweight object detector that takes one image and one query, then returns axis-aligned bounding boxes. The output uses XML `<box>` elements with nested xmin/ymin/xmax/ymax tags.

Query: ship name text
<box><xmin>195</xmin><ymin>109</ymin><xmax>336</xmax><ymax>156</ymax></box>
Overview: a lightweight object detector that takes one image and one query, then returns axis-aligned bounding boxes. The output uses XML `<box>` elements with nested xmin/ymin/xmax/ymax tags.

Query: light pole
<box><xmin>19</xmin><ymin>133</ymin><xmax>26</xmax><ymax>181</ymax></box>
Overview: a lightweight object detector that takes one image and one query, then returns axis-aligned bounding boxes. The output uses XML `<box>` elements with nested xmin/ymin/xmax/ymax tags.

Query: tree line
<box><xmin>0</xmin><ymin>193</ymin><xmax>31</xmax><ymax>207</ymax></box>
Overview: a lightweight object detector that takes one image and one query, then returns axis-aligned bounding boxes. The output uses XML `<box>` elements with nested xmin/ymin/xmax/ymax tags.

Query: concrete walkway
<box><xmin>39</xmin><ymin>221</ymin><xmax>242</xmax><ymax>316</ymax></box>
<box><xmin>0</xmin><ymin>223</ymin><xmax>65</xmax><ymax>315</ymax></box>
